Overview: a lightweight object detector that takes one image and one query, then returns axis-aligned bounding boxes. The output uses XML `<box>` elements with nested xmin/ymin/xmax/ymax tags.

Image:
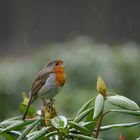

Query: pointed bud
<box><xmin>22</xmin><ymin>92</ymin><xmax>29</xmax><ymax>105</ymax></box>
<box><xmin>97</xmin><ymin>75</ymin><xmax>107</xmax><ymax>97</ymax></box>
<box><xmin>119</xmin><ymin>133</ymin><xmax>126</xmax><ymax>140</ymax></box>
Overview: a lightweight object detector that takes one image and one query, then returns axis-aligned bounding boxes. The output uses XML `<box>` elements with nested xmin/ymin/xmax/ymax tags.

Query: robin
<box><xmin>22</xmin><ymin>60</ymin><xmax>66</xmax><ymax>120</ymax></box>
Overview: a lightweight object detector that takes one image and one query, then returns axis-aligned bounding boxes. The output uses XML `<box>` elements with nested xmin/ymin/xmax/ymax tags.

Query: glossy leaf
<box><xmin>81</xmin><ymin>121</ymin><xmax>96</xmax><ymax>129</ymax></box>
<box><xmin>68</xmin><ymin>133</ymin><xmax>101</xmax><ymax>140</ymax></box>
<box><xmin>17</xmin><ymin>119</ymin><xmax>40</xmax><ymax>140</ymax></box>
<box><xmin>136</xmin><ymin>137</ymin><xmax>140</xmax><ymax>140</ymax></box>
<box><xmin>0</xmin><ymin>116</ymin><xmax>22</xmax><ymax>128</ymax></box>
<box><xmin>0</xmin><ymin>120</ymin><xmax>22</xmax><ymax>128</ymax></box>
<box><xmin>107</xmin><ymin>95</ymin><xmax>139</xmax><ymax>111</ymax></box>
<box><xmin>2</xmin><ymin>116</ymin><xmax>22</xmax><ymax>122</ymax></box>
<box><xmin>86</xmin><ymin>109</ymin><xmax>94</xmax><ymax>122</ymax></box>
<box><xmin>68</xmin><ymin>121</ymin><xmax>92</xmax><ymax>135</ymax></box>
<box><xmin>74</xmin><ymin>107</ymin><xmax>94</xmax><ymax>122</ymax></box>
<box><xmin>98</xmin><ymin>121</ymin><xmax>140</xmax><ymax>131</ymax></box>
<box><xmin>76</xmin><ymin>98</ymin><xmax>95</xmax><ymax>117</ymax></box>
<box><xmin>51</xmin><ymin>116</ymin><xmax>67</xmax><ymax>129</ymax></box>
<box><xmin>44</xmin><ymin>131</ymin><xmax>58</xmax><ymax>138</ymax></box>
<box><xmin>28</xmin><ymin>127</ymin><xmax>52</xmax><ymax>140</ymax></box>
<box><xmin>1</xmin><ymin>119</ymin><xmax>35</xmax><ymax>133</ymax></box>
<box><xmin>0</xmin><ymin>133</ymin><xmax>16</xmax><ymax>140</ymax></box>
<box><xmin>93</xmin><ymin>94</ymin><xmax>104</xmax><ymax>119</ymax></box>
<box><xmin>110</xmin><ymin>109</ymin><xmax>140</xmax><ymax>116</ymax></box>
<box><xmin>10</xmin><ymin>131</ymin><xmax>21</xmax><ymax>138</ymax></box>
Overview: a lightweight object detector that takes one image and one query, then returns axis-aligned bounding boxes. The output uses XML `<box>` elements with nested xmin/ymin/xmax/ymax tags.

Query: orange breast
<box><xmin>54</xmin><ymin>65</ymin><xmax>66</xmax><ymax>86</ymax></box>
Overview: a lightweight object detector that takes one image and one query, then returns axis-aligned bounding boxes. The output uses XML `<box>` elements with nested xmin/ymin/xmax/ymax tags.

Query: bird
<box><xmin>22</xmin><ymin>60</ymin><xmax>66</xmax><ymax>120</ymax></box>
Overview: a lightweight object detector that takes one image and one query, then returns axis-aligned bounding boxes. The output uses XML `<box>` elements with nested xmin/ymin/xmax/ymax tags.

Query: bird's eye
<box><xmin>55</xmin><ymin>63</ymin><xmax>59</xmax><ymax>66</ymax></box>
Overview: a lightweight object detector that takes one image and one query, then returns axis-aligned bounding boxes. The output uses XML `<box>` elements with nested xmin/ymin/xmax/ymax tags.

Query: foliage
<box><xmin>0</xmin><ymin>37</ymin><xmax>140</xmax><ymax>139</ymax></box>
<box><xmin>0</xmin><ymin>76</ymin><xmax>140</xmax><ymax>139</ymax></box>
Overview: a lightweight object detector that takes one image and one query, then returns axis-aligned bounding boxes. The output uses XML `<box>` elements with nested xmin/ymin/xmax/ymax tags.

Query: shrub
<box><xmin>0</xmin><ymin>76</ymin><xmax>140</xmax><ymax>140</ymax></box>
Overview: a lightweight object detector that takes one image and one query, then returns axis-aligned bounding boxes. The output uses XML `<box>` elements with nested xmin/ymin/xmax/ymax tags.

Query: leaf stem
<box><xmin>102</xmin><ymin>110</ymin><xmax>111</xmax><ymax>118</ymax></box>
<box><xmin>95</xmin><ymin>111</ymin><xmax>103</xmax><ymax>138</ymax></box>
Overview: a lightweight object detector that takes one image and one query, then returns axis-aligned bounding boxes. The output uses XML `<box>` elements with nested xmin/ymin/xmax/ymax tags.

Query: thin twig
<box><xmin>95</xmin><ymin>110</ymin><xmax>111</xmax><ymax>138</ymax></box>
<box><xmin>102</xmin><ymin>110</ymin><xmax>111</xmax><ymax>118</ymax></box>
<box><xmin>95</xmin><ymin>112</ymin><xmax>103</xmax><ymax>138</ymax></box>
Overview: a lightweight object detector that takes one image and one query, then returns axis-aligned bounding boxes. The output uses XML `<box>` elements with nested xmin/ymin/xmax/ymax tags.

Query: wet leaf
<box><xmin>17</xmin><ymin>119</ymin><xmax>40</xmax><ymax>140</ymax></box>
<box><xmin>0</xmin><ymin>133</ymin><xmax>16</xmax><ymax>140</ymax></box>
<box><xmin>68</xmin><ymin>133</ymin><xmax>101</xmax><ymax>140</ymax></box>
<box><xmin>74</xmin><ymin>107</ymin><xmax>94</xmax><ymax>122</ymax></box>
<box><xmin>98</xmin><ymin>121</ymin><xmax>140</xmax><ymax>131</ymax></box>
<box><xmin>107</xmin><ymin>95</ymin><xmax>139</xmax><ymax>111</ymax></box>
<box><xmin>110</xmin><ymin>109</ymin><xmax>140</xmax><ymax>116</ymax></box>
<box><xmin>68</xmin><ymin>121</ymin><xmax>92</xmax><ymax>135</ymax></box>
<box><xmin>1</xmin><ymin>119</ymin><xmax>36</xmax><ymax>133</ymax></box>
<box><xmin>93</xmin><ymin>94</ymin><xmax>104</xmax><ymax>119</ymax></box>
<box><xmin>28</xmin><ymin>127</ymin><xmax>52</xmax><ymax>140</ymax></box>
<box><xmin>76</xmin><ymin>98</ymin><xmax>95</xmax><ymax>117</ymax></box>
<box><xmin>51</xmin><ymin>116</ymin><xmax>67</xmax><ymax>129</ymax></box>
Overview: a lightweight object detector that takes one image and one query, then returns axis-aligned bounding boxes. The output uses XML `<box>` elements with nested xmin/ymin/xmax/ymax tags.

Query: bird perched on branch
<box><xmin>22</xmin><ymin>60</ymin><xmax>66</xmax><ymax>120</ymax></box>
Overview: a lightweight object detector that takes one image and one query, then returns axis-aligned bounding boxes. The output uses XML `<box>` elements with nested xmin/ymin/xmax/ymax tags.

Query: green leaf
<box><xmin>20</xmin><ymin>103</ymin><xmax>35</xmax><ymax>116</ymax></box>
<box><xmin>0</xmin><ymin>128</ymin><xmax>4</xmax><ymax>132</ymax></box>
<box><xmin>107</xmin><ymin>95</ymin><xmax>139</xmax><ymax>111</ymax></box>
<box><xmin>2</xmin><ymin>116</ymin><xmax>22</xmax><ymax>122</ymax></box>
<box><xmin>136</xmin><ymin>137</ymin><xmax>140</xmax><ymax>140</ymax></box>
<box><xmin>68</xmin><ymin>133</ymin><xmax>101</xmax><ymax>140</ymax></box>
<box><xmin>28</xmin><ymin>127</ymin><xmax>52</xmax><ymax>140</ymax></box>
<box><xmin>17</xmin><ymin>119</ymin><xmax>40</xmax><ymax>140</ymax></box>
<box><xmin>86</xmin><ymin>109</ymin><xmax>94</xmax><ymax>122</ymax></box>
<box><xmin>74</xmin><ymin>107</ymin><xmax>94</xmax><ymax>122</ymax></box>
<box><xmin>0</xmin><ymin>116</ymin><xmax>22</xmax><ymax>128</ymax></box>
<box><xmin>44</xmin><ymin>131</ymin><xmax>58</xmax><ymax>138</ymax></box>
<box><xmin>82</xmin><ymin>121</ymin><xmax>96</xmax><ymax>130</ymax></box>
<box><xmin>0</xmin><ymin>120</ymin><xmax>22</xmax><ymax>128</ymax></box>
<box><xmin>81</xmin><ymin>121</ymin><xmax>95</xmax><ymax>127</ymax></box>
<box><xmin>76</xmin><ymin>98</ymin><xmax>95</xmax><ymax>117</ymax></box>
<box><xmin>110</xmin><ymin>109</ymin><xmax>140</xmax><ymax>116</ymax></box>
<box><xmin>1</xmin><ymin>119</ymin><xmax>36</xmax><ymax>133</ymax></box>
<box><xmin>26</xmin><ymin>131</ymin><xmax>37</xmax><ymax>138</ymax></box>
<box><xmin>68</xmin><ymin>121</ymin><xmax>92</xmax><ymax>135</ymax></box>
<box><xmin>51</xmin><ymin>116</ymin><xmax>67</xmax><ymax>129</ymax></box>
<box><xmin>9</xmin><ymin>131</ymin><xmax>21</xmax><ymax>137</ymax></box>
<box><xmin>98</xmin><ymin>121</ymin><xmax>140</xmax><ymax>131</ymax></box>
<box><xmin>0</xmin><ymin>133</ymin><xmax>16</xmax><ymax>140</ymax></box>
<box><xmin>93</xmin><ymin>94</ymin><xmax>104</xmax><ymax>119</ymax></box>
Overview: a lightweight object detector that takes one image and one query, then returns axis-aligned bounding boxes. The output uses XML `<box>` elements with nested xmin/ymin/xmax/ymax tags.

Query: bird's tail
<box><xmin>22</xmin><ymin>96</ymin><xmax>32</xmax><ymax>120</ymax></box>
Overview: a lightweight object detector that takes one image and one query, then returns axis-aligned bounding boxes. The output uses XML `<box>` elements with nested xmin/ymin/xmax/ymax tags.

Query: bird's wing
<box><xmin>31</xmin><ymin>70</ymin><xmax>51</xmax><ymax>97</ymax></box>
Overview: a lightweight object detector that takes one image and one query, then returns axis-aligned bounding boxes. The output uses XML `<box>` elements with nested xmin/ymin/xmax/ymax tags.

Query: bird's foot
<box><xmin>50</xmin><ymin>98</ymin><xmax>55</xmax><ymax>105</ymax></box>
<box><xmin>41</xmin><ymin>98</ymin><xmax>55</xmax><ymax>112</ymax></box>
<box><xmin>47</xmin><ymin>98</ymin><xmax>55</xmax><ymax>112</ymax></box>
<box><xmin>42</xmin><ymin>99</ymin><xmax>48</xmax><ymax>106</ymax></box>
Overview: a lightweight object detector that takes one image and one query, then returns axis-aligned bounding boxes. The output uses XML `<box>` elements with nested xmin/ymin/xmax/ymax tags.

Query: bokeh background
<box><xmin>0</xmin><ymin>1</ymin><xmax>140</xmax><ymax>139</ymax></box>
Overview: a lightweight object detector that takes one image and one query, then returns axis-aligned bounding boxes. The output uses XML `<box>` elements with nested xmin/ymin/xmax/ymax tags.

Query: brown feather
<box><xmin>31</xmin><ymin>70</ymin><xmax>53</xmax><ymax>97</ymax></box>
<box><xmin>22</xmin><ymin>60</ymin><xmax>65</xmax><ymax>120</ymax></box>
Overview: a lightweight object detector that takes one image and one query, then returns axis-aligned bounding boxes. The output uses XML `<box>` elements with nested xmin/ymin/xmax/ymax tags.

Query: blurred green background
<box><xmin>0</xmin><ymin>1</ymin><xmax>140</xmax><ymax>139</ymax></box>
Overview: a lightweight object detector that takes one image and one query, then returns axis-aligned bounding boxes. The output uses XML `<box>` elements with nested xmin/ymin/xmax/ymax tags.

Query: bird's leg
<box><xmin>46</xmin><ymin>98</ymin><xmax>55</xmax><ymax>112</ymax></box>
<box><xmin>42</xmin><ymin>98</ymin><xmax>48</xmax><ymax>106</ymax></box>
<box><xmin>41</xmin><ymin>98</ymin><xmax>53</xmax><ymax>112</ymax></box>
<box><xmin>50</xmin><ymin>98</ymin><xmax>55</xmax><ymax>106</ymax></box>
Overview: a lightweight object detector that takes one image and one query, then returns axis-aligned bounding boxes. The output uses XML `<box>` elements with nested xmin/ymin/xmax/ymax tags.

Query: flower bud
<box><xmin>119</xmin><ymin>133</ymin><xmax>126</xmax><ymax>140</ymax></box>
<box><xmin>97</xmin><ymin>75</ymin><xmax>107</xmax><ymax>97</ymax></box>
<box><xmin>22</xmin><ymin>92</ymin><xmax>29</xmax><ymax>105</ymax></box>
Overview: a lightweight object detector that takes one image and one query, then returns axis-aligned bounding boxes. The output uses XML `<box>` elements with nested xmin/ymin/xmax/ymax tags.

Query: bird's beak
<box><xmin>61</xmin><ymin>64</ymin><xmax>66</xmax><ymax>69</ymax></box>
